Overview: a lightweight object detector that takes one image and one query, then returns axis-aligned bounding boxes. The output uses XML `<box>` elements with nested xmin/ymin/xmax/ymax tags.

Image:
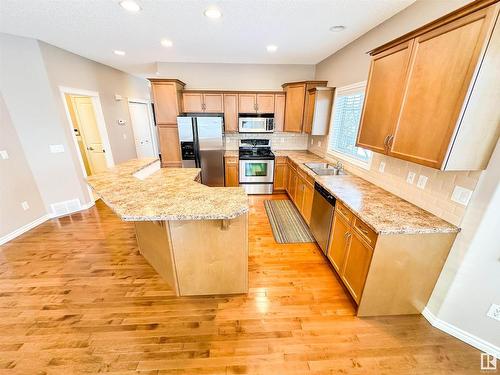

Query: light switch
<box><xmin>49</xmin><ymin>144</ymin><xmax>65</xmax><ymax>153</ymax></box>
<box><xmin>451</xmin><ymin>185</ymin><xmax>473</xmax><ymax>206</ymax></box>
<box><xmin>0</xmin><ymin>150</ymin><xmax>9</xmax><ymax>159</ymax></box>
<box><xmin>21</xmin><ymin>201</ymin><xmax>29</xmax><ymax>210</ymax></box>
<box><xmin>378</xmin><ymin>161</ymin><xmax>386</xmax><ymax>173</ymax></box>
<box><xmin>406</xmin><ymin>171</ymin><xmax>416</xmax><ymax>184</ymax></box>
<box><xmin>417</xmin><ymin>175</ymin><xmax>428</xmax><ymax>189</ymax></box>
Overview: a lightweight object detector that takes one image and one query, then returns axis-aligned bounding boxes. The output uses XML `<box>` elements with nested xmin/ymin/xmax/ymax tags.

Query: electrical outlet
<box><xmin>378</xmin><ymin>161</ymin><xmax>386</xmax><ymax>173</ymax></box>
<box><xmin>486</xmin><ymin>304</ymin><xmax>500</xmax><ymax>321</ymax></box>
<box><xmin>417</xmin><ymin>175</ymin><xmax>428</xmax><ymax>189</ymax></box>
<box><xmin>21</xmin><ymin>201</ymin><xmax>29</xmax><ymax>211</ymax></box>
<box><xmin>49</xmin><ymin>144</ymin><xmax>65</xmax><ymax>153</ymax></box>
<box><xmin>451</xmin><ymin>185</ymin><xmax>473</xmax><ymax>206</ymax></box>
<box><xmin>406</xmin><ymin>171</ymin><xmax>416</xmax><ymax>184</ymax></box>
<box><xmin>318</xmin><ymin>141</ymin><xmax>322</xmax><ymax>147</ymax></box>
<box><xmin>0</xmin><ymin>150</ymin><xmax>9</xmax><ymax>159</ymax></box>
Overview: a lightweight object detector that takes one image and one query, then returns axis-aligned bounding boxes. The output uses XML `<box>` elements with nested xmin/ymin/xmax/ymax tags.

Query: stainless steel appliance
<box><xmin>310</xmin><ymin>182</ymin><xmax>336</xmax><ymax>254</ymax></box>
<box><xmin>238</xmin><ymin>114</ymin><xmax>274</xmax><ymax>133</ymax></box>
<box><xmin>304</xmin><ymin>162</ymin><xmax>346</xmax><ymax>176</ymax></box>
<box><xmin>238</xmin><ymin>139</ymin><xmax>275</xmax><ymax>194</ymax></box>
<box><xmin>177</xmin><ymin>114</ymin><xmax>224</xmax><ymax>187</ymax></box>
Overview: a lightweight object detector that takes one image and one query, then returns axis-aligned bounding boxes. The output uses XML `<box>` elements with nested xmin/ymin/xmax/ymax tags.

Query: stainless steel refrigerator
<box><xmin>177</xmin><ymin>114</ymin><xmax>224</xmax><ymax>187</ymax></box>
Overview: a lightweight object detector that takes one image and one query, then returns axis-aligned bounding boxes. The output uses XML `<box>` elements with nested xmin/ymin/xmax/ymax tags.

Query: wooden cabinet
<box><xmin>149</xmin><ymin>79</ymin><xmax>185</xmax><ymax>167</ymax></box>
<box><xmin>223</xmin><ymin>94</ymin><xmax>238</xmax><ymax>133</ymax></box>
<box><xmin>274</xmin><ymin>94</ymin><xmax>286</xmax><ymax>132</ymax></box>
<box><xmin>282</xmin><ymin>81</ymin><xmax>328</xmax><ymax>133</ymax></box>
<box><xmin>224</xmin><ymin>156</ymin><xmax>239</xmax><ymax>187</ymax></box>
<box><xmin>182</xmin><ymin>92</ymin><xmax>223</xmax><ymax>113</ymax></box>
<box><xmin>238</xmin><ymin>93</ymin><xmax>276</xmax><ymax>113</ymax></box>
<box><xmin>357</xmin><ymin>1</ymin><xmax>500</xmax><ymax>170</ymax></box>
<box><xmin>301</xmin><ymin>179</ymin><xmax>314</xmax><ymax>224</ymax></box>
<box><xmin>284</xmin><ymin>160</ymin><xmax>314</xmax><ymax>224</ymax></box>
<box><xmin>303</xmin><ymin>87</ymin><xmax>335</xmax><ymax>135</ymax></box>
<box><xmin>326</xmin><ymin>203</ymin><xmax>376</xmax><ymax>305</ymax></box>
<box><xmin>286</xmin><ymin>161</ymin><xmax>297</xmax><ymax>202</ymax></box>
<box><xmin>273</xmin><ymin>156</ymin><xmax>287</xmax><ymax>192</ymax></box>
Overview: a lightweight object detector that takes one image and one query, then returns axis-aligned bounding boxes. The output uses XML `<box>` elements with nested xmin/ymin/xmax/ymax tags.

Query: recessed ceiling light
<box><xmin>119</xmin><ymin>0</ymin><xmax>141</xmax><ymax>12</ymax></box>
<box><xmin>204</xmin><ymin>7</ymin><xmax>222</xmax><ymax>19</ymax></box>
<box><xmin>113</xmin><ymin>50</ymin><xmax>126</xmax><ymax>56</ymax></box>
<box><xmin>266</xmin><ymin>45</ymin><xmax>278</xmax><ymax>53</ymax></box>
<box><xmin>329</xmin><ymin>25</ymin><xmax>346</xmax><ymax>32</ymax></box>
<box><xmin>160</xmin><ymin>39</ymin><xmax>173</xmax><ymax>47</ymax></box>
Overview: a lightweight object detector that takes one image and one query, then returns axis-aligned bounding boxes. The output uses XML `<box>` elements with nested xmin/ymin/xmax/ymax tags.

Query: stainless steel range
<box><xmin>238</xmin><ymin>139</ymin><xmax>275</xmax><ymax>194</ymax></box>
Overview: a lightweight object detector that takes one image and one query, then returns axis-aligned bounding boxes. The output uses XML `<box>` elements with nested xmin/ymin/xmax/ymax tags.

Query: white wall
<box><xmin>156</xmin><ymin>62</ymin><xmax>315</xmax><ymax>90</ymax></box>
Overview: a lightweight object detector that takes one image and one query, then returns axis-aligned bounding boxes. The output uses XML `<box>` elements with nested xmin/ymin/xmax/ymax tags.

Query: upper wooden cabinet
<box><xmin>274</xmin><ymin>94</ymin><xmax>286</xmax><ymax>132</ymax></box>
<box><xmin>223</xmin><ymin>94</ymin><xmax>238</xmax><ymax>133</ymax></box>
<box><xmin>282</xmin><ymin>81</ymin><xmax>328</xmax><ymax>133</ymax></box>
<box><xmin>238</xmin><ymin>93</ymin><xmax>276</xmax><ymax>114</ymax></box>
<box><xmin>182</xmin><ymin>92</ymin><xmax>223</xmax><ymax>113</ymax></box>
<box><xmin>150</xmin><ymin>79</ymin><xmax>185</xmax><ymax>125</ymax></box>
<box><xmin>357</xmin><ymin>1</ymin><xmax>500</xmax><ymax>170</ymax></box>
<box><xmin>304</xmin><ymin>87</ymin><xmax>335</xmax><ymax>135</ymax></box>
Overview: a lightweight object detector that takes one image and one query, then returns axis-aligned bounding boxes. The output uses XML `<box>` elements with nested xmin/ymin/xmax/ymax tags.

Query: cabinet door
<box><xmin>273</xmin><ymin>163</ymin><xmax>287</xmax><ymax>191</ymax></box>
<box><xmin>287</xmin><ymin>167</ymin><xmax>297</xmax><ymax>201</ymax></box>
<box><xmin>301</xmin><ymin>181</ymin><xmax>314</xmax><ymax>225</ymax></box>
<box><xmin>256</xmin><ymin>94</ymin><xmax>275</xmax><ymax>113</ymax></box>
<box><xmin>327</xmin><ymin>214</ymin><xmax>350</xmax><ymax>273</ymax></box>
<box><xmin>342</xmin><ymin>232</ymin><xmax>373</xmax><ymax>304</ymax></box>
<box><xmin>224</xmin><ymin>158</ymin><xmax>239</xmax><ymax>186</ymax></box>
<box><xmin>238</xmin><ymin>94</ymin><xmax>257</xmax><ymax>113</ymax></box>
<box><xmin>295</xmin><ymin>178</ymin><xmax>305</xmax><ymax>212</ymax></box>
<box><xmin>274</xmin><ymin>94</ymin><xmax>286</xmax><ymax>132</ymax></box>
<box><xmin>389</xmin><ymin>7</ymin><xmax>496</xmax><ymax>169</ymax></box>
<box><xmin>158</xmin><ymin>125</ymin><xmax>181</xmax><ymax>166</ymax></box>
<box><xmin>357</xmin><ymin>41</ymin><xmax>413</xmax><ymax>154</ymax></box>
<box><xmin>223</xmin><ymin>94</ymin><xmax>238</xmax><ymax>133</ymax></box>
<box><xmin>283</xmin><ymin>84</ymin><xmax>305</xmax><ymax>132</ymax></box>
<box><xmin>182</xmin><ymin>93</ymin><xmax>204</xmax><ymax>113</ymax></box>
<box><xmin>203</xmin><ymin>93</ymin><xmax>223</xmax><ymax>113</ymax></box>
<box><xmin>152</xmin><ymin>83</ymin><xmax>180</xmax><ymax>124</ymax></box>
<box><xmin>303</xmin><ymin>90</ymin><xmax>316</xmax><ymax>134</ymax></box>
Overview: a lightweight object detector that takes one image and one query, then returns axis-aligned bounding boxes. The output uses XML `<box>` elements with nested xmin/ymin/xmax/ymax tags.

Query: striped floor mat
<box><xmin>264</xmin><ymin>200</ymin><xmax>315</xmax><ymax>244</ymax></box>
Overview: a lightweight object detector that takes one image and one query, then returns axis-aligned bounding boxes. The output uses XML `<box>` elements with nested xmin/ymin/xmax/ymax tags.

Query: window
<box><xmin>328</xmin><ymin>82</ymin><xmax>372</xmax><ymax>168</ymax></box>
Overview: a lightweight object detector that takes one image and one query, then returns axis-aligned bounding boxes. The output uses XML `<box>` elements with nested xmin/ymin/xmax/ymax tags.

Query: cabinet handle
<box><xmin>383</xmin><ymin>135</ymin><xmax>390</xmax><ymax>150</ymax></box>
<box><xmin>356</xmin><ymin>225</ymin><xmax>369</xmax><ymax>236</ymax></box>
<box><xmin>387</xmin><ymin>135</ymin><xmax>394</xmax><ymax>149</ymax></box>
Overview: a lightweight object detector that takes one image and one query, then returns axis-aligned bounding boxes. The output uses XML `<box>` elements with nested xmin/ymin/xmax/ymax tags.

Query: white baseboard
<box><xmin>0</xmin><ymin>201</ymin><xmax>96</xmax><ymax>245</ymax></box>
<box><xmin>0</xmin><ymin>214</ymin><xmax>50</xmax><ymax>246</ymax></box>
<box><xmin>422</xmin><ymin>307</ymin><xmax>499</xmax><ymax>359</ymax></box>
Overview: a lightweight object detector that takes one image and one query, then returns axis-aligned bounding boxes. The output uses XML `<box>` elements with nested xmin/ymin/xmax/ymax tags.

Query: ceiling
<box><xmin>0</xmin><ymin>0</ymin><xmax>415</xmax><ymax>76</ymax></box>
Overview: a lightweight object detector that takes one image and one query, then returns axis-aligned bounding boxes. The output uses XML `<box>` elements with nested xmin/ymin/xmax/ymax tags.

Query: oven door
<box><xmin>239</xmin><ymin>159</ymin><xmax>275</xmax><ymax>183</ymax></box>
<box><xmin>239</xmin><ymin>118</ymin><xmax>271</xmax><ymax>133</ymax></box>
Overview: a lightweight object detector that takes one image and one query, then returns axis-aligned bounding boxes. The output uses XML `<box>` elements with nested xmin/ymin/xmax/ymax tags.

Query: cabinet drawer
<box><xmin>225</xmin><ymin>156</ymin><xmax>238</xmax><ymax>164</ymax></box>
<box><xmin>276</xmin><ymin>156</ymin><xmax>287</xmax><ymax>164</ymax></box>
<box><xmin>352</xmin><ymin>217</ymin><xmax>378</xmax><ymax>248</ymax></box>
<box><xmin>336</xmin><ymin>202</ymin><xmax>353</xmax><ymax>224</ymax></box>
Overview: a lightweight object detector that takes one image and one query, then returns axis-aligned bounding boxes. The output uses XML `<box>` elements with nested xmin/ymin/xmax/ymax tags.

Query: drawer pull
<box><xmin>357</xmin><ymin>226</ymin><xmax>369</xmax><ymax>235</ymax></box>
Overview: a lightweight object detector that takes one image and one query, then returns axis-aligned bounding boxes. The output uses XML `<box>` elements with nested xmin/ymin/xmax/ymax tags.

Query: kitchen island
<box><xmin>87</xmin><ymin>158</ymin><xmax>249</xmax><ymax>296</ymax></box>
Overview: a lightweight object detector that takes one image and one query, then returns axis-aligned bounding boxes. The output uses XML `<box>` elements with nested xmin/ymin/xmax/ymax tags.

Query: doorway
<box><xmin>65</xmin><ymin>94</ymin><xmax>108</xmax><ymax>175</ymax></box>
<box><xmin>128</xmin><ymin>100</ymin><xmax>158</xmax><ymax>158</ymax></box>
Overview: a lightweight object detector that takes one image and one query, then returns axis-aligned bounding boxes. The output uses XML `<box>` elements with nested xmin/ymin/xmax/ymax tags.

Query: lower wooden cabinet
<box><xmin>327</xmin><ymin>204</ymin><xmax>376</xmax><ymax>304</ymax></box>
<box><xmin>273</xmin><ymin>157</ymin><xmax>287</xmax><ymax>192</ymax></box>
<box><xmin>224</xmin><ymin>156</ymin><xmax>239</xmax><ymax>187</ymax></box>
<box><xmin>284</xmin><ymin>159</ymin><xmax>314</xmax><ymax>224</ymax></box>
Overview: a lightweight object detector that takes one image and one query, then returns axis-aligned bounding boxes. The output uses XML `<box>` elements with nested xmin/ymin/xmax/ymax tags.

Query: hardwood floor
<box><xmin>0</xmin><ymin>194</ymin><xmax>483</xmax><ymax>374</ymax></box>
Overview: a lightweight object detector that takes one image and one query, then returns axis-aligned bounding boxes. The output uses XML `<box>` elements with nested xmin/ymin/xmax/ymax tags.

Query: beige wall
<box><xmin>156</xmin><ymin>62</ymin><xmax>315</xmax><ymax>90</ymax></box>
<box><xmin>310</xmin><ymin>0</ymin><xmax>476</xmax><ymax>226</ymax></box>
<box><xmin>0</xmin><ymin>95</ymin><xmax>46</xmax><ymax>238</ymax></box>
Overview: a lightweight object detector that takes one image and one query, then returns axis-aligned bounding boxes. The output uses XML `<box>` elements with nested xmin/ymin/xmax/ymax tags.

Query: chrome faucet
<box><xmin>335</xmin><ymin>161</ymin><xmax>344</xmax><ymax>171</ymax></box>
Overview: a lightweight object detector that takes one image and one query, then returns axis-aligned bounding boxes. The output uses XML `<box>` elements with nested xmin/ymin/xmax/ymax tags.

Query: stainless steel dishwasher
<box><xmin>309</xmin><ymin>182</ymin><xmax>336</xmax><ymax>254</ymax></box>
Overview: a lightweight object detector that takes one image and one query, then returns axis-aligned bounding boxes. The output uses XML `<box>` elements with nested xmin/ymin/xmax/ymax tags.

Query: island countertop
<box><xmin>274</xmin><ymin>150</ymin><xmax>459</xmax><ymax>235</ymax></box>
<box><xmin>87</xmin><ymin>158</ymin><xmax>249</xmax><ymax>221</ymax></box>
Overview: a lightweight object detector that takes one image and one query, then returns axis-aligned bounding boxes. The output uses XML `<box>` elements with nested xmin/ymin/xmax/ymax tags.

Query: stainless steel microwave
<box><xmin>238</xmin><ymin>114</ymin><xmax>274</xmax><ymax>133</ymax></box>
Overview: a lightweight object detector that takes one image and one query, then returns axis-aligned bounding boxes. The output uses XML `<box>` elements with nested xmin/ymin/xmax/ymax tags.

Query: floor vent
<box><xmin>50</xmin><ymin>198</ymin><xmax>82</xmax><ymax>217</ymax></box>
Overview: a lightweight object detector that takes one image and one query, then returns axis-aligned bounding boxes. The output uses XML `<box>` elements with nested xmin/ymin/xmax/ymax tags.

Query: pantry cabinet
<box><xmin>357</xmin><ymin>1</ymin><xmax>500</xmax><ymax>170</ymax></box>
<box><xmin>282</xmin><ymin>81</ymin><xmax>328</xmax><ymax>133</ymax></box>
<box><xmin>182</xmin><ymin>92</ymin><xmax>223</xmax><ymax>113</ymax></box>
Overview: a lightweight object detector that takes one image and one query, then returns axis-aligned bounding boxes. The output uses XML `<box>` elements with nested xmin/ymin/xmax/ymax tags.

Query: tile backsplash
<box><xmin>309</xmin><ymin>135</ymin><xmax>481</xmax><ymax>226</ymax></box>
<box><xmin>225</xmin><ymin>132</ymin><xmax>309</xmax><ymax>151</ymax></box>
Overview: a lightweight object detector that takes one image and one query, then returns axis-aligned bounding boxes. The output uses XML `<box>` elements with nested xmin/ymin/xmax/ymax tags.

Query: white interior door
<box><xmin>72</xmin><ymin>96</ymin><xmax>108</xmax><ymax>174</ymax></box>
<box><xmin>129</xmin><ymin>101</ymin><xmax>155</xmax><ymax>158</ymax></box>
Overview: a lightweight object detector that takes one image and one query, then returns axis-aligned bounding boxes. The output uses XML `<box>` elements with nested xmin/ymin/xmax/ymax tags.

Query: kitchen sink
<box><xmin>304</xmin><ymin>162</ymin><xmax>346</xmax><ymax>176</ymax></box>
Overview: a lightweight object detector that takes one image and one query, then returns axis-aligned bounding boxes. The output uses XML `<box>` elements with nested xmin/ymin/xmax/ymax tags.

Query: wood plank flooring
<box><xmin>0</xmin><ymin>194</ymin><xmax>484</xmax><ymax>374</ymax></box>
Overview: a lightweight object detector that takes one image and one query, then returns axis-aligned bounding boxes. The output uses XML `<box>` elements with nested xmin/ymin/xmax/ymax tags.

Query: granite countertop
<box><xmin>274</xmin><ymin>150</ymin><xmax>459</xmax><ymax>235</ymax></box>
<box><xmin>87</xmin><ymin>158</ymin><xmax>248</xmax><ymax>221</ymax></box>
